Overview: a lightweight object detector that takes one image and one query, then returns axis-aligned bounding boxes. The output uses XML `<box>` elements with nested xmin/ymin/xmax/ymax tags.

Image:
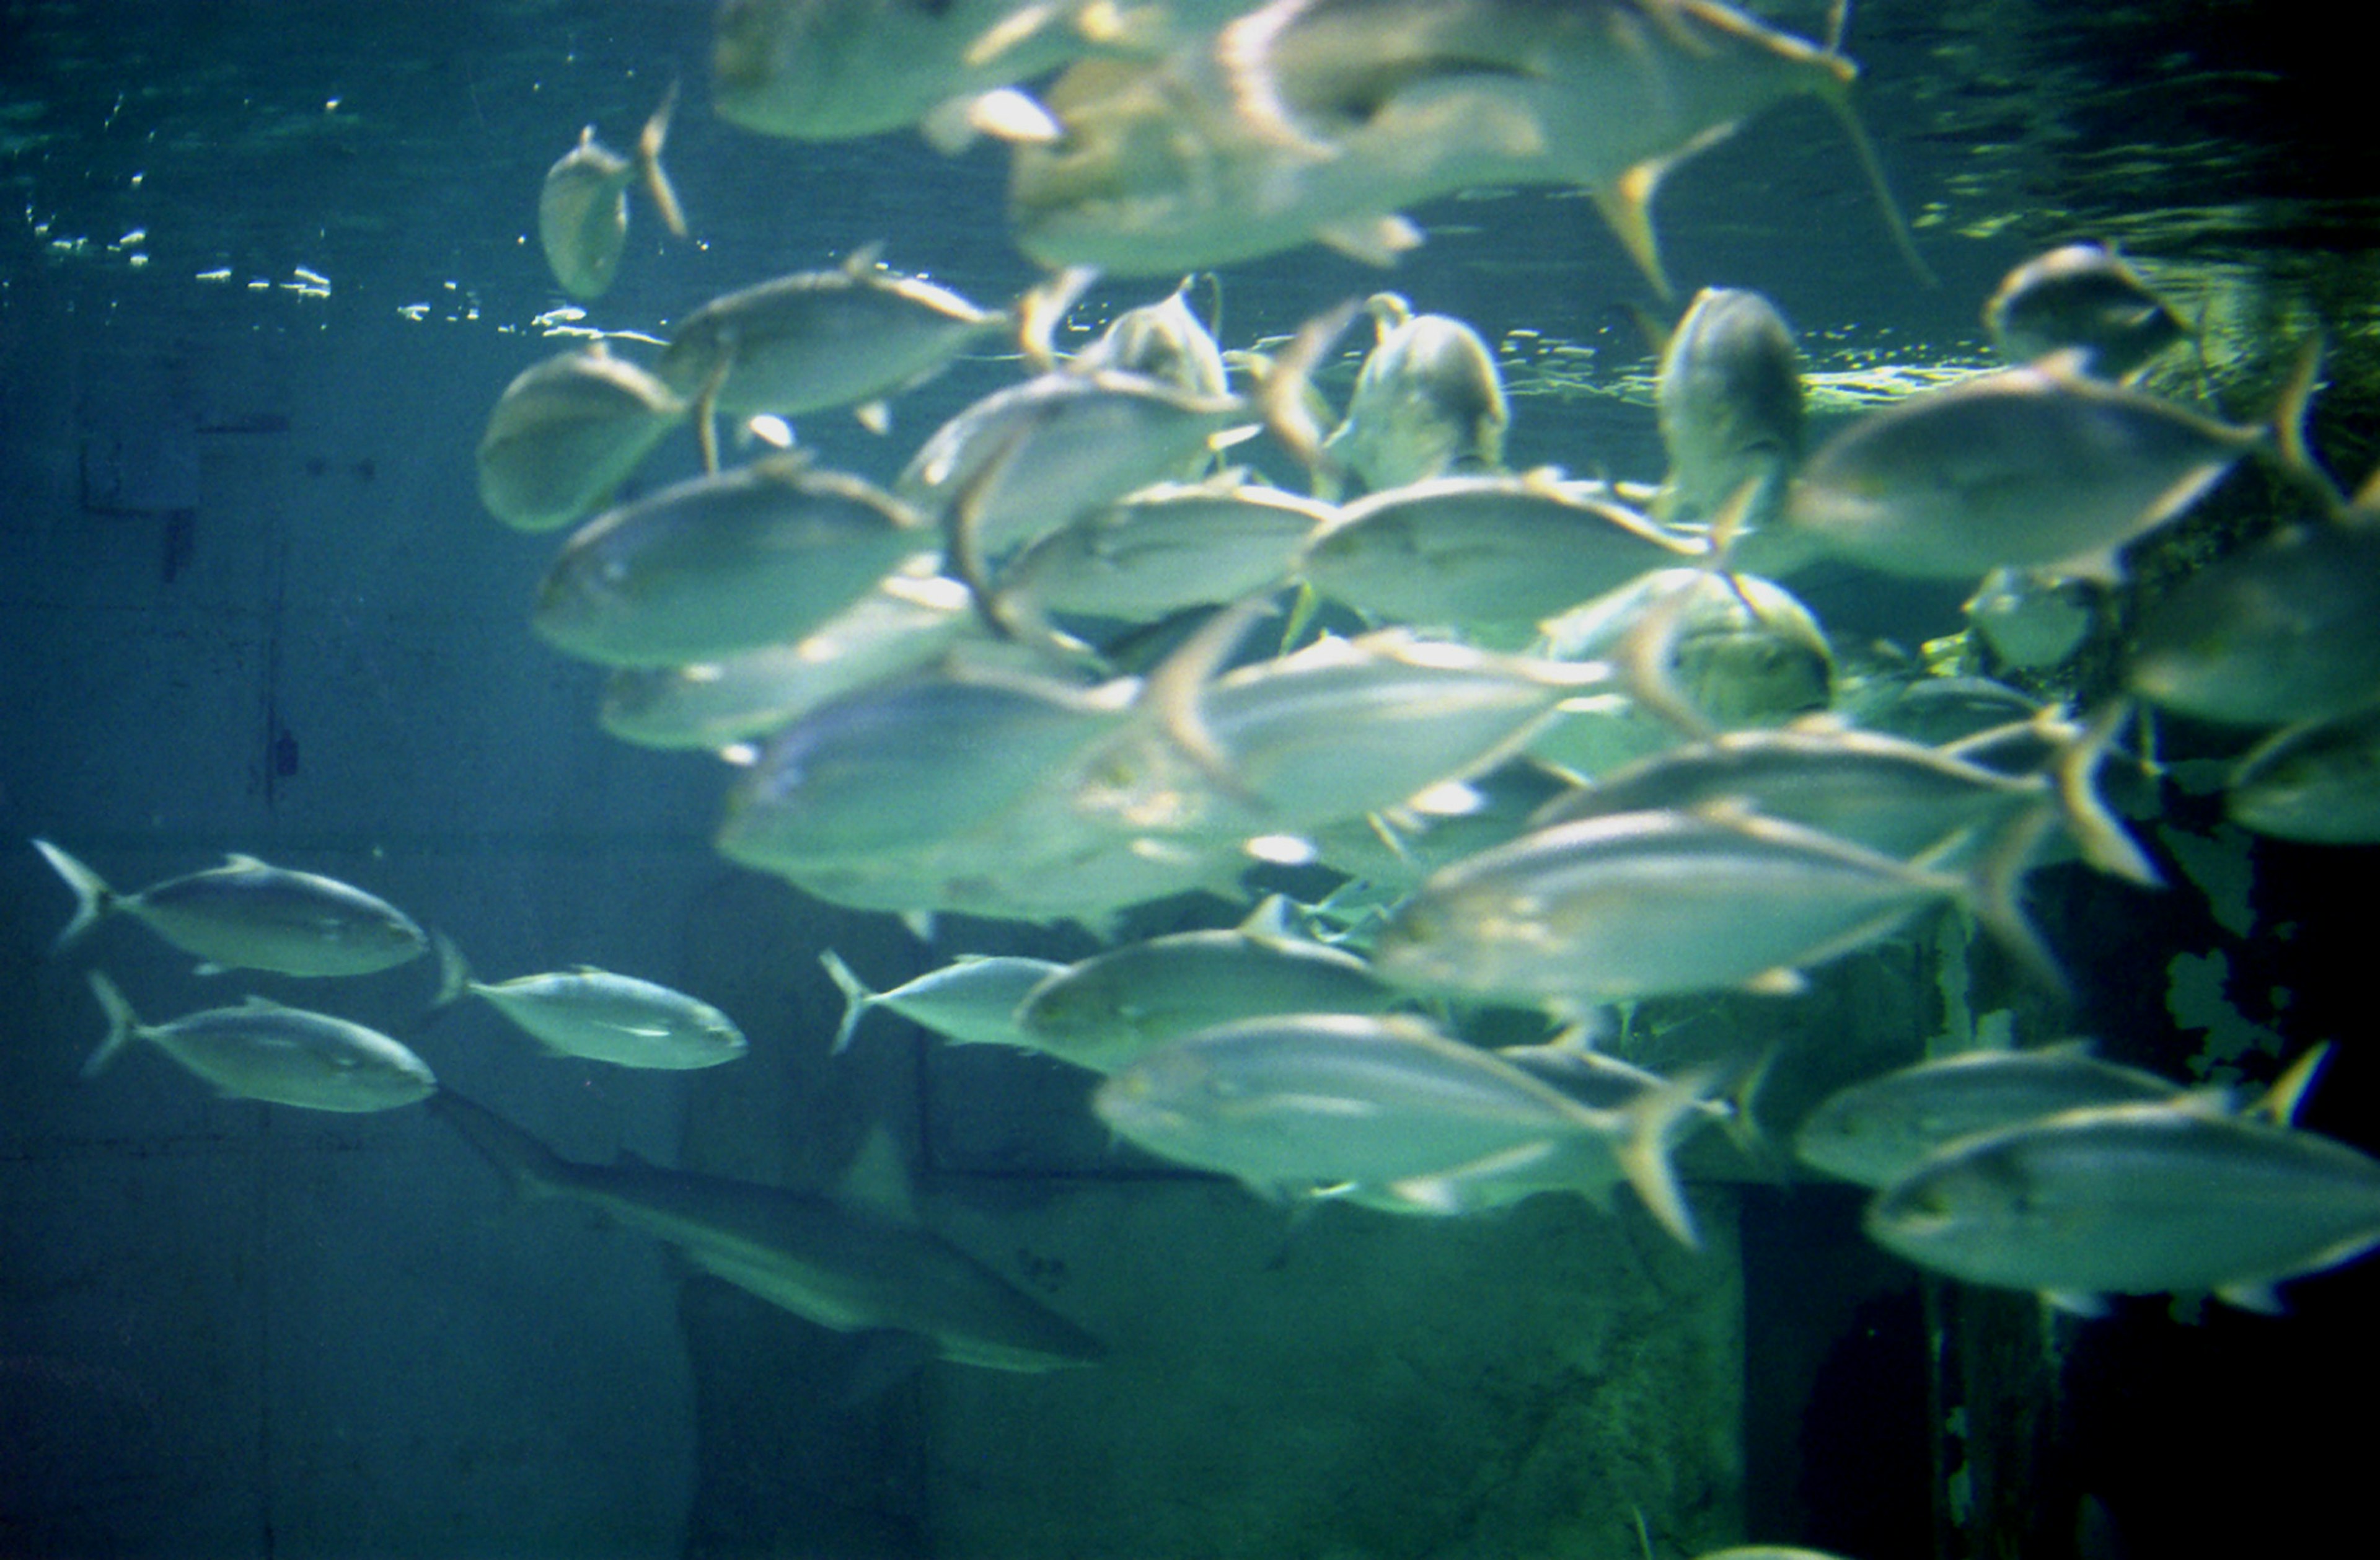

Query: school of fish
<box><xmin>36</xmin><ymin>2</ymin><xmax>2380</xmax><ymax>1539</ymax></box>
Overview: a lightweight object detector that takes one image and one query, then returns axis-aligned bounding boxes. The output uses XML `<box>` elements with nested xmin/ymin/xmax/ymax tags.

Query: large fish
<box><xmin>1864</xmin><ymin>1093</ymin><xmax>2380</xmax><ymax>1315</ymax></box>
<box><xmin>33</xmin><ymin>839</ymin><xmax>430</xmax><ymax>978</ymax></box>
<box><xmin>538</xmin><ymin>85</ymin><xmax>689</xmax><ymax>300</ymax></box>
<box><xmin>82</xmin><ymin>972</ymin><xmax>436</xmax><ymax>1113</ymax></box>
<box><xmin>430</xmin><ymin>1088</ymin><xmax>1106</xmax><ymax>1372</ymax></box>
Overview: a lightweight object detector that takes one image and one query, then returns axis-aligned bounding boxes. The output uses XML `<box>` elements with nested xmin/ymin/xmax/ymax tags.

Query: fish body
<box><xmin>33</xmin><ymin>839</ymin><xmax>429</xmax><ymax>977</ymax></box>
<box><xmin>819</xmin><ymin>948</ymin><xmax>1066</xmax><ymax>1054</ymax></box>
<box><xmin>1091</xmin><ymin>1011</ymin><xmax>1707</xmax><ymax>1243</ymax></box>
<box><xmin>1321</xmin><ymin>293</ymin><xmax>1507</xmax><ymax>495</ymax></box>
<box><xmin>1786</xmin><ymin>359</ymin><xmax>2262</xmax><ymax>582</ymax></box>
<box><xmin>1067</xmin><ymin>278</ymin><xmax>1232</xmax><ymax>398</ymax></box>
<box><xmin>1300</xmin><ymin>470</ymin><xmax>1701</xmax><ymax>645</ymax></box>
<box><xmin>997</xmin><ymin>475</ymin><xmax>1329</xmax><ymax>624</ymax></box>
<box><xmin>2126</xmin><ymin>519</ymin><xmax>2380</xmax><ymax>726</ymax></box>
<box><xmin>2227</xmin><ymin>703</ymin><xmax>2380</xmax><ymax>844</ymax></box>
<box><xmin>476</xmin><ymin>344</ymin><xmax>686</xmax><ymax>532</ymax></box>
<box><xmin>656</xmin><ymin>250</ymin><xmax>1007</xmax><ymax>423</ymax></box>
<box><xmin>430</xmin><ymin>1089</ymin><xmax>1104</xmax><ymax>1371</ymax></box>
<box><xmin>1371</xmin><ymin>806</ymin><xmax>1990</xmax><ymax>1010</ymax></box>
<box><xmin>1655</xmin><ymin>286</ymin><xmax>1804</xmax><ymax>529</ymax></box>
<box><xmin>1984</xmin><ymin>242</ymin><xmax>2184</xmax><ymax>381</ymax></box>
<box><xmin>438</xmin><ymin>946</ymin><xmax>746</xmax><ymax>1070</ymax></box>
<box><xmin>539</xmin><ymin>88</ymin><xmax>687</xmax><ymax>299</ymax></box>
<box><xmin>900</xmin><ymin>368</ymin><xmax>1248</xmax><ymax>559</ymax></box>
<box><xmin>82</xmin><ymin>972</ymin><xmax>435</xmax><ymax>1111</ymax></box>
<box><xmin>1794</xmin><ymin>1044</ymin><xmax>2182</xmax><ymax>1188</ymax></box>
<box><xmin>533</xmin><ymin>455</ymin><xmax>930</xmax><ymax>668</ymax></box>
<box><xmin>597</xmin><ymin>572</ymin><xmax>977</xmax><ymax>752</ymax></box>
<box><xmin>1014</xmin><ymin>901</ymin><xmax>1394</xmax><ymax>1073</ymax></box>
<box><xmin>1865</xmin><ymin>1098</ymin><xmax>2380</xmax><ymax>1311</ymax></box>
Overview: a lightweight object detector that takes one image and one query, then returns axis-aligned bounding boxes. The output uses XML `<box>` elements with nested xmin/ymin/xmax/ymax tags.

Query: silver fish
<box><xmin>819</xmin><ymin>948</ymin><xmax>1067</xmax><ymax>1055</ymax></box>
<box><xmin>655</xmin><ymin>247</ymin><xmax>1007</xmax><ymax>454</ymax></box>
<box><xmin>434</xmin><ymin>942</ymin><xmax>746</xmax><ymax>1070</ymax></box>
<box><xmin>1655</xmin><ymin>286</ymin><xmax>1804</xmax><ymax>531</ymax></box>
<box><xmin>1064</xmin><ymin>276</ymin><xmax>1231</xmax><ymax>399</ymax></box>
<box><xmin>82</xmin><ymin>972</ymin><xmax>435</xmax><ymax>1112</ymax></box>
<box><xmin>1794</xmin><ymin>1042</ymin><xmax>2184</xmax><ymax>1189</ymax></box>
<box><xmin>1013</xmin><ymin>897</ymin><xmax>1395</xmax><ymax>1073</ymax></box>
<box><xmin>2126</xmin><ymin>517</ymin><xmax>2380</xmax><ymax>726</ymax></box>
<box><xmin>1371</xmin><ymin>804</ymin><xmax>2055</xmax><ymax>1014</ymax></box>
<box><xmin>1091</xmin><ymin>1011</ymin><xmax>1709</xmax><ymax>1245</ymax></box>
<box><xmin>1984</xmin><ymin>242</ymin><xmax>2184</xmax><ymax>381</ymax></box>
<box><xmin>432</xmin><ymin>1088</ymin><xmax>1104</xmax><ymax>1371</ymax></box>
<box><xmin>538</xmin><ymin>85</ymin><xmax>688</xmax><ymax>300</ymax></box>
<box><xmin>2227</xmin><ymin>702</ymin><xmax>2380</xmax><ymax>844</ymax></box>
<box><xmin>475</xmin><ymin>343</ymin><xmax>686</xmax><ymax>533</ymax></box>
<box><xmin>532</xmin><ymin>454</ymin><xmax>930</xmax><ymax>668</ymax></box>
<box><xmin>1320</xmin><ymin>293</ymin><xmax>1507</xmax><ymax>496</ymax></box>
<box><xmin>33</xmin><ymin>839</ymin><xmax>429</xmax><ymax>977</ymax></box>
<box><xmin>1786</xmin><ymin>355</ymin><xmax>2295</xmax><ymax>583</ymax></box>
<box><xmin>994</xmin><ymin>472</ymin><xmax>1329</xmax><ymax>627</ymax></box>
<box><xmin>1864</xmin><ymin>1095</ymin><xmax>2380</xmax><ymax>1314</ymax></box>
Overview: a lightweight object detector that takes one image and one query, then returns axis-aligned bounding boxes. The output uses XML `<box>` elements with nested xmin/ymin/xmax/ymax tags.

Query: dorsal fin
<box><xmin>835</xmin><ymin>1126</ymin><xmax>917</xmax><ymax>1225</ymax></box>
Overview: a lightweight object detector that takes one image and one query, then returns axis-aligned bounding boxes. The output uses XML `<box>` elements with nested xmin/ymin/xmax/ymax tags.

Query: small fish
<box><xmin>1984</xmin><ymin>242</ymin><xmax>2184</xmax><ymax>381</ymax></box>
<box><xmin>532</xmin><ymin>454</ymin><xmax>931</xmax><ymax>668</ymax></box>
<box><xmin>2226</xmin><ymin>702</ymin><xmax>2380</xmax><ymax>844</ymax></box>
<box><xmin>819</xmin><ymin>948</ymin><xmax>1067</xmax><ymax>1055</ymax></box>
<box><xmin>2126</xmin><ymin>515</ymin><xmax>2380</xmax><ymax>726</ymax></box>
<box><xmin>538</xmin><ymin>84</ymin><xmax>688</xmax><ymax>300</ymax></box>
<box><xmin>1794</xmin><ymin>1042</ymin><xmax>2185</xmax><ymax>1189</ymax></box>
<box><xmin>1298</xmin><ymin>469</ymin><xmax>1703</xmax><ymax>648</ymax></box>
<box><xmin>434</xmin><ymin>941</ymin><xmax>745</xmax><ymax>1070</ymax></box>
<box><xmin>33</xmin><ymin>839</ymin><xmax>430</xmax><ymax>977</ymax></box>
<box><xmin>1318</xmin><ymin>293</ymin><xmax>1507</xmax><ymax>498</ymax></box>
<box><xmin>1654</xmin><ymin>287</ymin><xmax>1805</xmax><ymax>532</ymax></box>
<box><xmin>656</xmin><ymin>247</ymin><xmax>1008</xmax><ymax>461</ymax></box>
<box><xmin>1785</xmin><ymin>351</ymin><xmax>2314</xmax><ymax>583</ymax></box>
<box><xmin>597</xmin><ymin>572</ymin><xmax>977</xmax><ymax>752</ymax></box>
<box><xmin>82</xmin><ymin>971</ymin><xmax>435</xmax><ymax>1112</ymax></box>
<box><xmin>432</xmin><ymin>1088</ymin><xmax>1104</xmax><ymax>1371</ymax></box>
<box><xmin>1014</xmin><ymin>897</ymin><xmax>1396</xmax><ymax>1073</ymax></box>
<box><xmin>475</xmin><ymin>343</ymin><xmax>686</xmax><ymax>532</ymax></box>
<box><xmin>1371</xmin><ymin>803</ymin><xmax>2057</xmax><ymax>1016</ymax></box>
<box><xmin>1091</xmin><ymin>1011</ymin><xmax>1711</xmax><ymax>1243</ymax></box>
<box><xmin>1864</xmin><ymin>1094</ymin><xmax>2380</xmax><ymax>1314</ymax></box>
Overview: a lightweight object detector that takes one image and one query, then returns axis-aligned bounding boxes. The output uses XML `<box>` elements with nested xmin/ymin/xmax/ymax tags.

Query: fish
<box><xmin>1090</xmin><ymin>1011</ymin><xmax>1712</xmax><ymax>1245</ymax></box>
<box><xmin>2125</xmin><ymin>514</ymin><xmax>2380</xmax><ymax>726</ymax></box>
<box><xmin>818</xmin><ymin>948</ymin><xmax>1067</xmax><ymax>1055</ymax></box>
<box><xmin>1298</xmin><ymin>469</ymin><xmax>1703</xmax><ymax>648</ymax></box>
<box><xmin>1983</xmin><ymin>242</ymin><xmax>2185</xmax><ymax>381</ymax></box>
<box><xmin>430</xmin><ymin>1088</ymin><xmax>1106</xmax><ymax>1372</ymax></box>
<box><xmin>1794</xmin><ymin>1042</ymin><xmax>2185</xmax><ymax>1189</ymax></box>
<box><xmin>1784</xmin><ymin>349</ymin><xmax>2314</xmax><ymax>583</ymax></box>
<box><xmin>475</xmin><ymin>342</ymin><xmax>687</xmax><ymax>532</ymax></box>
<box><xmin>1318</xmin><ymin>293</ymin><xmax>1507</xmax><ymax>497</ymax></box>
<box><xmin>1305</xmin><ymin>755</ymin><xmax>1580</xmax><ymax>890</ymax></box>
<box><xmin>531</xmin><ymin>454</ymin><xmax>932</xmax><ymax>668</ymax></box>
<box><xmin>1961</xmin><ymin>566</ymin><xmax>2095</xmax><ymax>670</ymax></box>
<box><xmin>2226</xmin><ymin>702</ymin><xmax>2380</xmax><ymax>844</ymax></box>
<box><xmin>537</xmin><ymin>84</ymin><xmax>689</xmax><ymax>300</ymax></box>
<box><xmin>1370</xmin><ymin>801</ymin><xmax>2058</xmax><ymax>1016</ymax></box>
<box><xmin>81</xmin><ymin>971</ymin><xmax>436</xmax><ymax>1112</ymax></box>
<box><xmin>654</xmin><ymin>247</ymin><xmax>1008</xmax><ymax>461</ymax></box>
<box><xmin>1863</xmin><ymin>1093</ymin><xmax>2380</xmax><ymax>1314</ymax></box>
<box><xmin>1060</xmin><ymin>275</ymin><xmax>1232</xmax><ymax>399</ymax></box>
<box><xmin>1654</xmin><ymin>286</ymin><xmax>1804</xmax><ymax>532</ymax></box>
<box><xmin>596</xmin><ymin>571</ymin><xmax>979</xmax><ymax>753</ymax></box>
<box><xmin>433</xmin><ymin>940</ymin><xmax>746</xmax><ymax>1070</ymax></box>
<box><xmin>1012</xmin><ymin>896</ymin><xmax>1396</xmax><ymax>1073</ymax></box>
<box><xmin>33</xmin><ymin>839</ymin><xmax>430</xmax><ymax>977</ymax></box>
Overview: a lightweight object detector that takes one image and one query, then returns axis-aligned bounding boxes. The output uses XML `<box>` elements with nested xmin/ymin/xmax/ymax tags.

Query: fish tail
<box><xmin>428</xmin><ymin>930</ymin><xmax>474</xmax><ymax>1010</ymax></box>
<box><xmin>425</xmin><ymin>1088</ymin><xmax>562</xmax><ymax>1201</ymax></box>
<box><xmin>2266</xmin><ymin>332</ymin><xmax>2346</xmax><ymax>514</ymax></box>
<box><xmin>80</xmin><ymin>971</ymin><xmax>143</xmax><ymax>1079</ymax></box>
<box><xmin>1809</xmin><ymin>70</ymin><xmax>1937</xmax><ymax>291</ymax></box>
<box><xmin>637</xmin><ymin>80</ymin><xmax>689</xmax><ymax>239</ymax></box>
<box><xmin>32</xmin><ymin>838</ymin><xmax>115</xmax><ymax>955</ymax></box>
<box><xmin>1610</xmin><ymin>1067</ymin><xmax>1717</xmax><ymax>1249</ymax></box>
<box><xmin>1965</xmin><ymin>802</ymin><xmax>2072</xmax><ymax>1002</ymax></box>
<box><xmin>2048</xmin><ymin>700</ymin><xmax>2160</xmax><ymax>886</ymax></box>
<box><xmin>818</xmin><ymin>949</ymin><xmax>876</xmax><ymax>1055</ymax></box>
